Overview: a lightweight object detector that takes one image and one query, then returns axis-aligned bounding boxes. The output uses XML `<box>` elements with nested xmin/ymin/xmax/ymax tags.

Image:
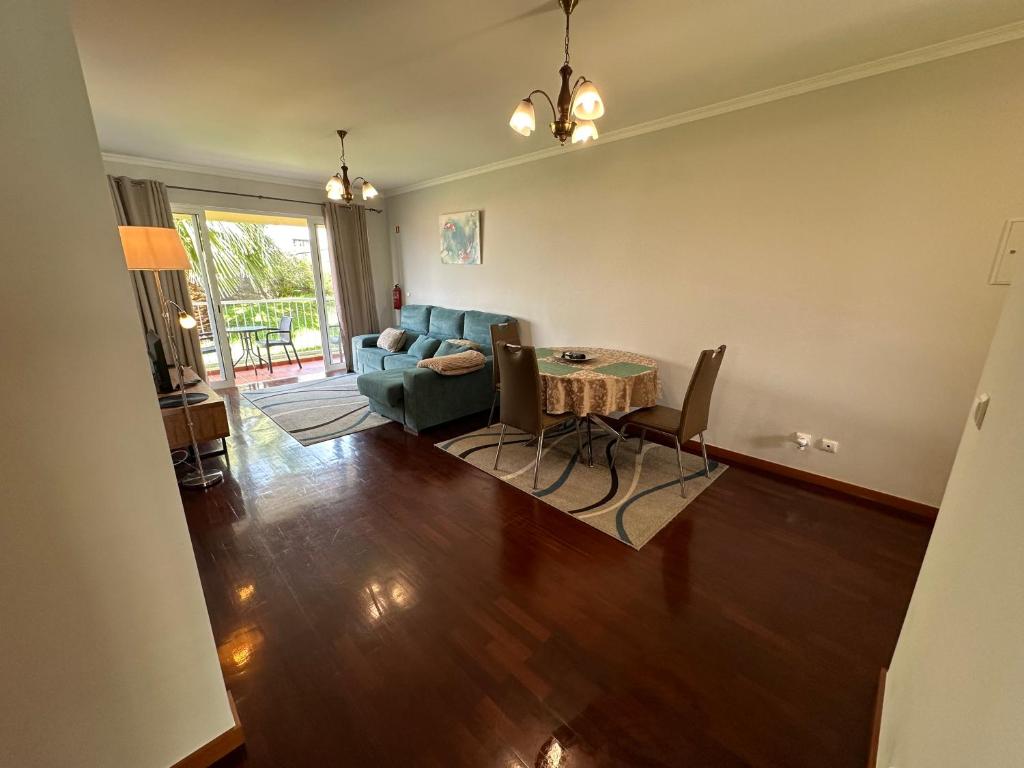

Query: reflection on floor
<box><xmin>207</xmin><ymin>356</ymin><xmax>328</xmax><ymax>386</ymax></box>
<box><xmin>181</xmin><ymin>376</ymin><xmax>932</xmax><ymax>767</ymax></box>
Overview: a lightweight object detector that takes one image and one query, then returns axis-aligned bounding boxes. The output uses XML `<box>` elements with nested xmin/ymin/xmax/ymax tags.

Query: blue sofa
<box><xmin>353</xmin><ymin>304</ymin><xmax>515</xmax><ymax>433</ymax></box>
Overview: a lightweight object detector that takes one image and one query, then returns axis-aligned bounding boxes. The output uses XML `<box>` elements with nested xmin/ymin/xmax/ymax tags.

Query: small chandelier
<box><xmin>508</xmin><ymin>0</ymin><xmax>605</xmax><ymax>146</ymax></box>
<box><xmin>325</xmin><ymin>129</ymin><xmax>378</xmax><ymax>203</ymax></box>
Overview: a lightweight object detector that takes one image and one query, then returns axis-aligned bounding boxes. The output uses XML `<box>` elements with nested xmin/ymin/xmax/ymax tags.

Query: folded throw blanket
<box><xmin>417</xmin><ymin>349</ymin><xmax>486</xmax><ymax>376</ymax></box>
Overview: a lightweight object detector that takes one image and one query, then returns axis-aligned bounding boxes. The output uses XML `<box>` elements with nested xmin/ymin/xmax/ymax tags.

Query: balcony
<box><xmin>192</xmin><ymin>297</ymin><xmax>342</xmax><ymax>383</ymax></box>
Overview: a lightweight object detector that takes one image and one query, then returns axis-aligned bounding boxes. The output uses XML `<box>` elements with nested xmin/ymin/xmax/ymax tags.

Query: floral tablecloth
<box><xmin>535</xmin><ymin>347</ymin><xmax>660</xmax><ymax>417</ymax></box>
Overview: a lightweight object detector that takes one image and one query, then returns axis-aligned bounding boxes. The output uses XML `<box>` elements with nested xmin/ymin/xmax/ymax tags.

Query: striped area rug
<box><xmin>242</xmin><ymin>375</ymin><xmax>390</xmax><ymax>446</ymax></box>
<box><xmin>437</xmin><ymin>423</ymin><xmax>726</xmax><ymax>549</ymax></box>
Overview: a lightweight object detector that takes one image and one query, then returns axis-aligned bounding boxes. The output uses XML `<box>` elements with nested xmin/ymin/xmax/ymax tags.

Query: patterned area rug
<box><xmin>242</xmin><ymin>375</ymin><xmax>390</xmax><ymax>446</ymax></box>
<box><xmin>437</xmin><ymin>423</ymin><xmax>726</xmax><ymax>549</ymax></box>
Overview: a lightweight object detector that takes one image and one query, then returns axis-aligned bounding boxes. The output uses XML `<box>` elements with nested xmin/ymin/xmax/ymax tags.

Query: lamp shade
<box><xmin>572</xmin><ymin>81</ymin><xmax>604</xmax><ymax>120</ymax></box>
<box><xmin>325</xmin><ymin>174</ymin><xmax>346</xmax><ymax>201</ymax></box>
<box><xmin>361</xmin><ymin>181</ymin><xmax>379</xmax><ymax>200</ymax></box>
<box><xmin>119</xmin><ymin>226</ymin><xmax>189</xmax><ymax>271</ymax></box>
<box><xmin>509</xmin><ymin>99</ymin><xmax>536</xmax><ymax>136</ymax></box>
<box><xmin>571</xmin><ymin>119</ymin><xmax>598</xmax><ymax>144</ymax></box>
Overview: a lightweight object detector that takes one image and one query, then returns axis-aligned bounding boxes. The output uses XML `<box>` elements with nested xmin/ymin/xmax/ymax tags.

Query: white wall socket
<box><xmin>820</xmin><ymin>438</ymin><xmax>839</xmax><ymax>453</ymax></box>
<box><xmin>794</xmin><ymin>432</ymin><xmax>812</xmax><ymax>450</ymax></box>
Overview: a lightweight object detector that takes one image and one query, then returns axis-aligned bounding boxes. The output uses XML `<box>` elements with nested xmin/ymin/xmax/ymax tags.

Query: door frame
<box><xmin>173</xmin><ymin>203</ymin><xmax>341</xmax><ymax>384</ymax></box>
<box><xmin>308</xmin><ymin>219</ymin><xmax>345</xmax><ymax>373</ymax></box>
<box><xmin>172</xmin><ymin>207</ymin><xmax>234</xmax><ymax>389</ymax></box>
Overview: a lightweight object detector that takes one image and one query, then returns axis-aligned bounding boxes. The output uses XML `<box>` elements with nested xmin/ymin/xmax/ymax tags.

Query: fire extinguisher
<box><xmin>392</xmin><ymin>284</ymin><xmax>403</xmax><ymax>310</ymax></box>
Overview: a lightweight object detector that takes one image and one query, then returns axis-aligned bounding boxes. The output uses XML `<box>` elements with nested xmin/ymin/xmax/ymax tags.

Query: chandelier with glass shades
<box><xmin>325</xmin><ymin>129</ymin><xmax>378</xmax><ymax>203</ymax></box>
<box><xmin>508</xmin><ymin>0</ymin><xmax>605</xmax><ymax>145</ymax></box>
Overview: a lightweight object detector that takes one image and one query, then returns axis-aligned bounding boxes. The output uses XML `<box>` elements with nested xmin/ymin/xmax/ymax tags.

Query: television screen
<box><xmin>146</xmin><ymin>330</ymin><xmax>174</xmax><ymax>394</ymax></box>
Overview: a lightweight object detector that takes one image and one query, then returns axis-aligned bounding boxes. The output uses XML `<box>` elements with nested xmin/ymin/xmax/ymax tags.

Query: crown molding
<box><xmin>101</xmin><ymin>152</ymin><xmax>323</xmax><ymax>190</ymax></box>
<box><xmin>389</xmin><ymin>19</ymin><xmax>1024</xmax><ymax>196</ymax></box>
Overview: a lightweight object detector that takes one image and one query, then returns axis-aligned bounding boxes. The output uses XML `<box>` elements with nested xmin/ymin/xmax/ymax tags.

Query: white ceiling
<box><xmin>73</xmin><ymin>0</ymin><xmax>1024</xmax><ymax>192</ymax></box>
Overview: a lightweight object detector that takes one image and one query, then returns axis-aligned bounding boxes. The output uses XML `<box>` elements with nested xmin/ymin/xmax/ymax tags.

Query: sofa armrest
<box><xmin>352</xmin><ymin>333</ymin><xmax>380</xmax><ymax>348</ymax></box>
<box><xmin>351</xmin><ymin>333</ymin><xmax>381</xmax><ymax>374</ymax></box>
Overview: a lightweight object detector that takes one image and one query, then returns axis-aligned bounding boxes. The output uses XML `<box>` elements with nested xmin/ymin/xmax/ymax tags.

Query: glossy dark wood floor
<box><xmin>181</xmin><ymin>373</ymin><xmax>932</xmax><ymax>768</ymax></box>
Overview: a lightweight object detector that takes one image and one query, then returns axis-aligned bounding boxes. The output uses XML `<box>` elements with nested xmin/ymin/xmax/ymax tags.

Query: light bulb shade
<box><xmin>325</xmin><ymin>174</ymin><xmax>346</xmax><ymax>200</ymax></box>
<box><xmin>119</xmin><ymin>226</ymin><xmax>189</xmax><ymax>271</ymax></box>
<box><xmin>571</xmin><ymin>119</ymin><xmax>598</xmax><ymax>144</ymax></box>
<box><xmin>362</xmin><ymin>181</ymin><xmax>379</xmax><ymax>200</ymax></box>
<box><xmin>178</xmin><ymin>311</ymin><xmax>197</xmax><ymax>330</ymax></box>
<box><xmin>509</xmin><ymin>99</ymin><xmax>536</xmax><ymax>136</ymax></box>
<box><xmin>572</xmin><ymin>81</ymin><xmax>605</xmax><ymax>120</ymax></box>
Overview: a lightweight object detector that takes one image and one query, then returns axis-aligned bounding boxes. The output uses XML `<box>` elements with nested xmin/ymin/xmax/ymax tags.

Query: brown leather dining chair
<box><xmin>616</xmin><ymin>345</ymin><xmax>726</xmax><ymax>497</ymax></box>
<box><xmin>493</xmin><ymin>341</ymin><xmax>585</xmax><ymax>489</ymax></box>
<box><xmin>488</xmin><ymin>321</ymin><xmax>521</xmax><ymax>426</ymax></box>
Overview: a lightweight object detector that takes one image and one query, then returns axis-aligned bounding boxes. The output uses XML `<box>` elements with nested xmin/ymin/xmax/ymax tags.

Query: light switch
<box><xmin>974</xmin><ymin>393</ymin><xmax>991</xmax><ymax>430</ymax></box>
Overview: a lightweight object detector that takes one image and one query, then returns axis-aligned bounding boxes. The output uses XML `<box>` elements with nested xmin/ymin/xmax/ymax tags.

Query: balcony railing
<box><xmin>191</xmin><ymin>297</ymin><xmax>342</xmax><ymax>372</ymax></box>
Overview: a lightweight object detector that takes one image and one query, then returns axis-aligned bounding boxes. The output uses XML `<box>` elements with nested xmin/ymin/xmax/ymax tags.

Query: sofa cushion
<box><xmin>376</xmin><ymin>327</ymin><xmax>405</xmax><ymax>352</ymax></box>
<box><xmin>416</xmin><ymin>350</ymin><xmax>486</xmax><ymax>376</ymax></box>
<box><xmin>383</xmin><ymin>353</ymin><xmax>419</xmax><ymax>370</ymax></box>
<box><xmin>447</xmin><ymin>338</ymin><xmax>481</xmax><ymax>351</ymax></box>
<box><xmin>435</xmin><ymin>340</ymin><xmax>466</xmax><ymax>357</ymax></box>
<box><xmin>407</xmin><ymin>335</ymin><xmax>441</xmax><ymax>360</ymax></box>
<box><xmin>399</xmin><ymin>331</ymin><xmax>423</xmax><ymax>351</ymax></box>
<box><xmin>428</xmin><ymin>307</ymin><xmax>465</xmax><ymax>340</ymax></box>
<box><xmin>358</xmin><ymin>346</ymin><xmax>395</xmax><ymax>371</ymax></box>
<box><xmin>357</xmin><ymin>369</ymin><xmax>405</xmax><ymax>407</ymax></box>
<box><xmin>400</xmin><ymin>304</ymin><xmax>431</xmax><ymax>334</ymax></box>
<box><xmin>464</xmin><ymin>311</ymin><xmax>514</xmax><ymax>352</ymax></box>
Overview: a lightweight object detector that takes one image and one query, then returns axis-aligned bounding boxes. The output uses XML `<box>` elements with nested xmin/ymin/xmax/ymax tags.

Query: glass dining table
<box><xmin>535</xmin><ymin>346</ymin><xmax>660</xmax><ymax>466</ymax></box>
<box><xmin>225</xmin><ymin>324</ymin><xmax>272</xmax><ymax>375</ymax></box>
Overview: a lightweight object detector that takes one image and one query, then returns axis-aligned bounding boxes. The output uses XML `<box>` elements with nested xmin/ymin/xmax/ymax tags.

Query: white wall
<box><xmin>385</xmin><ymin>40</ymin><xmax>1024</xmax><ymax>506</ymax></box>
<box><xmin>878</xmin><ymin>231</ymin><xmax>1024</xmax><ymax>766</ymax></box>
<box><xmin>0</xmin><ymin>2</ymin><xmax>234</xmax><ymax>766</ymax></box>
<box><xmin>103</xmin><ymin>158</ymin><xmax>394</xmax><ymax>325</ymax></box>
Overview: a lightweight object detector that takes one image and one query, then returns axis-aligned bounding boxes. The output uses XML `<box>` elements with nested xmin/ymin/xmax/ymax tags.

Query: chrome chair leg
<box><xmin>586</xmin><ymin>417</ymin><xmax>594</xmax><ymax>467</ymax></box>
<box><xmin>533</xmin><ymin>429</ymin><xmax>546</xmax><ymax>489</ymax></box>
<box><xmin>610</xmin><ymin>426</ymin><xmax>620</xmax><ymax>469</ymax></box>
<box><xmin>488</xmin><ymin>391</ymin><xmax>498</xmax><ymax>427</ymax></box>
<box><xmin>493</xmin><ymin>424</ymin><xmax>507</xmax><ymax>470</ymax></box>
<box><xmin>699</xmin><ymin>431</ymin><xmax>711</xmax><ymax>477</ymax></box>
<box><xmin>674</xmin><ymin>437</ymin><xmax>686</xmax><ymax>498</ymax></box>
<box><xmin>575</xmin><ymin>417</ymin><xmax>585</xmax><ymax>459</ymax></box>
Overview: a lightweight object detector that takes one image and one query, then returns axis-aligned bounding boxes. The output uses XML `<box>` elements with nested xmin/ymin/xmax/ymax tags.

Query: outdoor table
<box><xmin>226</xmin><ymin>324</ymin><xmax>272</xmax><ymax>376</ymax></box>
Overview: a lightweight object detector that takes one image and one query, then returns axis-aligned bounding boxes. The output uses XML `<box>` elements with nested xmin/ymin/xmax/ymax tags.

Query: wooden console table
<box><xmin>161</xmin><ymin>368</ymin><xmax>230</xmax><ymax>457</ymax></box>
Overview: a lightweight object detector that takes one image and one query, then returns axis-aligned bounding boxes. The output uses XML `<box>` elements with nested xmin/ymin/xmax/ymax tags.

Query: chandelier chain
<box><xmin>564</xmin><ymin>9</ymin><xmax>570</xmax><ymax>65</ymax></box>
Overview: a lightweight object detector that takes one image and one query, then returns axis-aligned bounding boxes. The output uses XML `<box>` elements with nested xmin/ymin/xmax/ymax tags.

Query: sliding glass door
<box><xmin>315</xmin><ymin>223</ymin><xmax>347</xmax><ymax>369</ymax></box>
<box><xmin>173</xmin><ymin>212</ymin><xmax>229</xmax><ymax>381</ymax></box>
<box><xmin>171</xmin><ymin>207</ymin><xmax>343</xmax><ymax>387</ymax></box>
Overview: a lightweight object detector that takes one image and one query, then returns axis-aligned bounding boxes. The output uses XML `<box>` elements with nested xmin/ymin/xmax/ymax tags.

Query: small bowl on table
<box><xmin>560</xmin><ymin>350</ymin><xmax>595</xmax><ymax>363</ymax></box>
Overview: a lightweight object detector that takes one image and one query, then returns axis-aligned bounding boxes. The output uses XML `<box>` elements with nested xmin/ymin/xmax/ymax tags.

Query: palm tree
<box><xmin>174</xmin><ymin>218</ymin><xmax>313</xmax><ymax>299</ymax></box>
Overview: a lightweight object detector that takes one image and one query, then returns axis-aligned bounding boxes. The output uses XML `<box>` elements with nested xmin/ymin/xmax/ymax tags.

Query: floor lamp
<box><xmin>119</xmin><ymin>225</ymin><xmax>224</xmax><ymax>489</ymax></box>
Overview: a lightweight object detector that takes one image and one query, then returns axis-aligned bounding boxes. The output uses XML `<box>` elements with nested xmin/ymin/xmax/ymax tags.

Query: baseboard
<box><xmin>684</xmin><ymin>441</ymin><xmax>938</xmax><ymax>520</ymax></box>
<box><xmin>612</xmin><ymin>426</ymin><xmax>939</xmax><ymax>520</ymax></box>
<box><xmin>867</xmin><ymin>667</ymin><xmax>887</xmax><ymax>768</ymax></box>
<box><xmin>692</xmin><ymin>442</ymin><xmax>937</xmax><ymax>520</ymax></box>
<box><xmin>169</xmin><ymin>691</ymin><xmax>244</xmax><ymax>768</ymax></box>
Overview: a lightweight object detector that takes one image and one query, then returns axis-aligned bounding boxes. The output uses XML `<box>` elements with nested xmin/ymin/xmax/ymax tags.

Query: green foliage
<box><xmin>174</xmin><ymin>217</ymin><xmax>316</xmax><ymax>300</ymax></box>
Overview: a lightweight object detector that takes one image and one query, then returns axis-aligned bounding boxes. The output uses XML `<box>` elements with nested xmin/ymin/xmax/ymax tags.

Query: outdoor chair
<box><xmin>264</xmin><ymin>315</ymin><xmax>302</xmax><ymax>373</ymax></box>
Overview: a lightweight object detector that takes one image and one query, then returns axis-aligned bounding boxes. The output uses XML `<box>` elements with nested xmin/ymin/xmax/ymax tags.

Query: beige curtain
<box><xmin>324</xmin><ymin>203</ymin><xmax>380</xmax><ymax>371</ymax></box>
<box><xmin>108</xmin><ymin>176</ymin><xmax>205</xmax><ymax>378</ymax></box>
